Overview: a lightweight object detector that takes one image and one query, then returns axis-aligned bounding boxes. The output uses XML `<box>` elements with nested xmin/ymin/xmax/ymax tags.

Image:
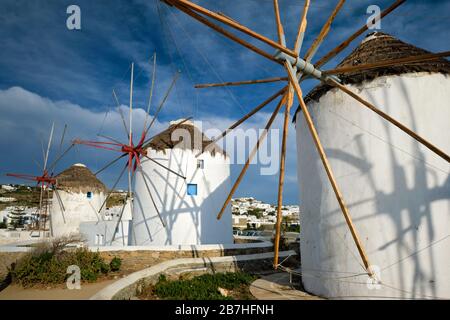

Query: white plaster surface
<box><xmin>295</xmin><ymin>73</ymin><xmax>450</xmax><ymax>299</ymax></box>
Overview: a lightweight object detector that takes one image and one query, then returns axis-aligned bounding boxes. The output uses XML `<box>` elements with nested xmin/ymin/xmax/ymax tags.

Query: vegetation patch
<box><xmin>8</xmin><ymin>236</ymin><xmax>122</xmax><ymax>287</ymax></box>
<box><xmin>140</xmin><ymin>272</ymin><xmax>257</xmax><ymax>300</ymax></box>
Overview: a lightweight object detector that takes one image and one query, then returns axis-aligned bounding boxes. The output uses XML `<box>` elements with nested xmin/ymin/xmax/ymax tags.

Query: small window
<box><xmin>187</xmin><ymin>184</ymin><xmax>198</xmax><ymax>196</ymax></box>
<box><xmin>197</xmin><ymin>159</ymin><xmax>204</xmax><ymax>169</ymax></box>
<box><xmin>87</xmin><ymin>191</ymin><xmax>92</xmax><ymax>199</ymax></box>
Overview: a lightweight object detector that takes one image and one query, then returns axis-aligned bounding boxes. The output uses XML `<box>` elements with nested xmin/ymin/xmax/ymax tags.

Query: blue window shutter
<box><xmin>187</xmin><ymin>184</ymin><xmax>198</xmax><ymax>196</ymax></box>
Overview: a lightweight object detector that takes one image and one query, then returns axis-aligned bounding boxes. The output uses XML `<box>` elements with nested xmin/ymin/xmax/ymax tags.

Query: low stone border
<box><xmin>95</xmin><ymin>242</ymin><xmax>274</xmax><ymax>273</ymax></box>
<box><xmin>90</xmin><ymin>250</ymin><xmax>297</xmax><ymax>300</ymax></box>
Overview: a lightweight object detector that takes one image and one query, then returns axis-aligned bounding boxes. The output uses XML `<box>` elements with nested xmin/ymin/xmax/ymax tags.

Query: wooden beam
<box><xmin>217</xmin><ymin>94</ymin><xmax>287</xmax><ymax>220</ymax></box>
<box><xmin>285</xmin><ymin>61</ymin><xmax>373</xmax><ymax>275</ymax></box>
<box><xmin>323</xmin><ymin>51</ymin><xmax>450</xmax><ymax>75</ymax></box>
<box><xmin>273</xmin><ymin>0</ymin><xmax>285</xmax><ymax>45</ymax></box>
<box><xmin>197</xmin><ymin>86</ymin><xmax>288</xmax><ymax>157</ymax></box>
<box><xmin>195</xmin><ymin>76</ymin><xmax>288</xmax><ymax>89</ymax></box>
<box><xmin>168</xmin><ymin>0</ymin><xmax>298</xmax><ymax>58</ymax></box>
<box><xmin>327</xmin><ymin>78</ymin><xmax>450</xmax><ymax>163</ymax></box>
<box><xmin>294</xmin><ymin>0</ymin><xmax>310</xmax><ymax>54</ymax></box>
<box><xmin>273</xmin><ymin>94</ymin><xmax>293</xmax><ymax>269</ymax></box>
<box><xmin>172</xmin><ymin>2</ymin><xmax>281</xmax><ymax>65</ymax></box>
<box><xmin>315</xmin><ymin>0</ymin><xmax>406</xmax><ymax>68</ymax></box>
<box><xmin>304</xmin><ymin>0</ymin><xmax>346</xmax><ymax>62</ymax></box>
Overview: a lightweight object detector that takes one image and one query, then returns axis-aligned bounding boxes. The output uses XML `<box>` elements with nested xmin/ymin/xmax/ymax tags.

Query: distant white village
<box><xmin>1</xmin><ymin>184</ymin><xmax>299</xmax><ymax>238</ymax></box>
<box><xmin>231</xmin><ymin>197</ymin><xmax>300</xmax><ymax>230</ymax></box>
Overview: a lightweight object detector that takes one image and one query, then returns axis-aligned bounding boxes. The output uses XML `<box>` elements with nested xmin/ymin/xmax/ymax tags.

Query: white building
<box><xmin>51</xmin><ymin>163</ymin><xmax>107</xmax><ymax>238</ymax></box>
<box><xmin>132</xmin><ymin>119</ymin><xmax>233</xmax><ymax>245</ymax></box>
<box><xmin>294</xmin><ymin>32</ymin><xmax>450</xmax><ymax>299</ymax></box>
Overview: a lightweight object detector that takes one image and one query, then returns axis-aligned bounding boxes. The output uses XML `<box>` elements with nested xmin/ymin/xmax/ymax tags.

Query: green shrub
<box><xmin>153</xmin><ymin>272</ymin><xmax>256</xmax><ymax>300</ymax></box>
<box><xmin>9</xmin><ymin>236</ymin><xmax>115</xmax><ymax>287</ymax></box>
<box><xmin>109</xmin><ymin>257</ymin><xmax>122</xmax><ymax>272</ymax></box>
<box><xmin>0</xmin><ymin>221</ymin><xmax>7</xmax><ymax>229</ymax></box>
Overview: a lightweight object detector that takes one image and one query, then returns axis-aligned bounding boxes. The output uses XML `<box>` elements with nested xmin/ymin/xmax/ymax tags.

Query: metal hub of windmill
<box><xmin>160</xmin><ymin>0</ymin><xmax>450</xmax><ymax>277</ymax></box>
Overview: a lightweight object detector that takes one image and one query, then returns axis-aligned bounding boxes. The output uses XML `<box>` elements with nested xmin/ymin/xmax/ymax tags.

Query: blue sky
<box><xmin>0</xmin><ymin>0</ymin><xmax>449</xmax><ymax>204</ymax></box>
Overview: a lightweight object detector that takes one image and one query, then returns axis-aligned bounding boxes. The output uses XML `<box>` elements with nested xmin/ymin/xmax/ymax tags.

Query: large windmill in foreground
<box><xmin>73</xmin><ymin>54</ymin><xmax>188</xmax><ymax>244</ymax></box>
<box><xmin>6</xmin><ymin>124</ymin><xmax>73</xmax><ymax>235</ymax></box>
<box><xmin>160</xmin><ymin>0</ymin><xmax>450</xmax><ymax>277</ymax></box>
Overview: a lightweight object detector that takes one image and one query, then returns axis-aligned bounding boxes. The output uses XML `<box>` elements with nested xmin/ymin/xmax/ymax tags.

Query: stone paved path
<box><xmin>250</xmin><ymin>272</ymin><xmax>323</xmax><ymax>300</ymax></box>
<box><xmin>0</xmin><ymin>279</ymin><xmax>117</xmax><ymax>300</ymax></box>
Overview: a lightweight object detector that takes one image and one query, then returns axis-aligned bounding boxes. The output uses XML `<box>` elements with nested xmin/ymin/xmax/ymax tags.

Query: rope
<box><xmin>156</xmin><ymin>0</ymin><xmax>185</xmax><ymax>118</ymax></box>
<box><xmin>162</xmin><ymin>2</ymin><xmax>249</xmax><ymax>115</ymax></box>
<box><xmin>277</xmin><ymin>262</ymin><xmax>449</xmax><ymax>300</ymax></box>
<box><xmin>159</xmin><ymin>3</ymin><xmax>198</xmax><ymax>119</ymax></box>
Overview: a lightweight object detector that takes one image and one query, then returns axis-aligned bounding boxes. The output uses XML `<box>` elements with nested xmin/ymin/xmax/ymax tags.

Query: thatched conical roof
<box><xmin>144</xmin><ymin>119</ymin><xmax>226</xmax><ymax>156</ymax></box>
<box><xmin>55</xmin><ymin>164</ymin><xmax>107</xmax><ymax>193</ymax></box>
<box><xmin>294</xmin><ymin>32</ymin><xmax>450</xmax><ymax>121</ymax></box>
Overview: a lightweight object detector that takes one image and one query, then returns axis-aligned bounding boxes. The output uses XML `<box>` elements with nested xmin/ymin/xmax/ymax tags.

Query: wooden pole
<box><xmin>303</xmin><ymin>0</ymin><xmax>345</xmax><ymax>62</ymax></box>
<box><xmin>217</xmin><ymin>95</ymin><xmax>286</xmax><ymax>220</ymax></box>
<box><xmin>327</xmin><ymin>78</ymin><xmax>450</xmax><ymax>163</ymax></box>
<box><xmin>323</xmin><ymin>51</ymin><xmax>450</xmax><ymax>75</ymax></box>
<box><xmin>168</xmin><ymin>0</ymin><xmax>298</xmax><ymax>58</ymax></box>
<box><xmin>285</xmin><ymin>62</ymin><xmax>373</xmax><ymax>275</ymax></box>
<box><xmin>314</xmin><ymin>0</ymin><xmax>406</xmax><ymax>68</ymax></box>
<box><xmin>195</xmin><ymin>76</ymin><xmax>288</xmax><ymax>89</ymax></box>
<box><xmin>197</xmin><ymin>86</ymin><xmax>288</xmax><ymax>157</ymax></box>
<box><xmin>273</xmin><ymin>96</ymin><xmax>293</xmax><ymax>268</ymax></box>
<box><xmin>273</xmin><ymin>0</ymin><xmax>285</xmax><ymax>45</ymax></box>
<box><xmin>172</xmin><ymin>2</ymin><xmax>281</xmax><ymax>65</ymax></box>
<box><xmin>294</xmin><ymin>0</ymin><xmax>310</xmax><ymax>54</ymax></box>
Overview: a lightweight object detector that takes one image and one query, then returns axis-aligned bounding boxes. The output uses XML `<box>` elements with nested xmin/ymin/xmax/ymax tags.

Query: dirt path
<box><xmin>0</xmin><ymin>279</ymin><xmax>117</xmax><ymax>300</ymax></box>
<box><xmin>250</xmin><ymin>272</ymin><xmax>322</xmax><ymax>300</ymax></box>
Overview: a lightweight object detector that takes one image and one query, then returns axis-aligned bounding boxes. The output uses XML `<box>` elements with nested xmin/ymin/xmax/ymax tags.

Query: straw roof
<box><xmin>294</xmin><ymin>32</ymin><xmax>450</xmax><ymax>121</ymax></box>
<box><xmin>144</xmin><ymin>120</ymin><xmax>226</xmax><ymax>156</ymax></box>
<box><xmin>55</xmin><ymin>164</ymin><xmax>107</xmax><ymax>193</ymax></box>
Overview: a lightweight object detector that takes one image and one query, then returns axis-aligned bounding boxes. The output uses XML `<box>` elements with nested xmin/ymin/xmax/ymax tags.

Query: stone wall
<box><xmin>0</xmin><ymin>242</ymin><xmax>274</xmax><ymax>281</ymax></box>
<box><xmin>98</xmin><ymin>244</ymin><xmax>274</xmax><ymax>273</ymax></box>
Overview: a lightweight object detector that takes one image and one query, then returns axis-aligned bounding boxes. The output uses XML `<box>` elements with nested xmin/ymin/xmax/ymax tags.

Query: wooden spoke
<box><xmin>273</xmin><ymin>89</ymin><xmax>294</xmax><ymax>268</ymax></box>
<box><xmin>47</xmin><ymin>143</ymin><xmax>74</xmax><ymax>174</ymax></box>
<box><xmin>323</xmin><ymin>51</ymin><xmax>450</xmax><ymax>75</ymax></box>
<box><xmin>195</xmin><ymin>76</ymin><xmax>288</xmax><ymax>89</ymax></box>
<box><xmin>145</xmin><ymin>71</ymin><xmax>180</xmax><ymax>133</ymax></box>
<box><xmin>217</xmin><ymin>94</ymin><xmax>287</xmax><ymax>220</ymax></box>
<box><xmin>143</xmin><ymin>53</ymin><xmax>157</xmax><ymax>133</ymax></box>
<box><xmin>97</xmin><ymin>134</ymin><xmax>125</xmax><ymax>146</ymax></box>
<box><xmin>197</xmin><ymin>86</ymin><xmax>288</xmax><ymax>157</ymax></box>
<box><xmin>129</xmin><ymin>62</ymin><xmax>134</xmax><ymax>145</ymax></box>
<box><xmin>98</xmin><ymin>164</ymin><xmax>128</xmax><ymax>214</ymax></box>
<box><xmin>285</xmin><ymin>61</ymin><xmax>373</xmax><ymax>275</ymax></box>
<box><xmin>170</xmin><ymin>2</ymin><xmax>281</xmax><ymax>64</ymax></box>
<box><xmin>315</xmin><ymin>0</ymin><xmax>406</xmax><ymax>68</ymax></box>
<box><xmin>294</xmin><ymin>0</ymin><xmax>310</xmax><ymax>54</ymax></box>
<box><xmin>112</xmin><ymin>89</ymin><xmax>130</xmax><ymax>140</ymax></box>
<box><xmin>304</xmin><ymin>0</ymin><xmax>346</xmax><ymax>62</ymax></box>
<box><xmin>43</xmin><ymin>122</ymin><xmax>55</xmax><ymax>171</ymax></box>
<box><xmin>141</xmin><ymin>154</ymin><xmax>186</xmax><ymax>180</ymax></box>
<box><xmin>167</xmin><ymin>0</ymin><xmax>297</xmax><ymax>58</ymax></box>
<box><xmin>138</xmin><ymin>165</ymin><xmax>166</xmax><ymax>227</ymax></box>
<box><xmin>273</xmin><ymin>0</ymin><xmax>285</xmax><ymax>45</ymax></box>
<box><xmin>327</xmin><ymin>78</ymin><xmax>450</xmax><ymax>163</ymax></box>
<box><xmin>94</xmin><ymin>154</ymin><xmax>127</xmax><ymax>176</ymax></box>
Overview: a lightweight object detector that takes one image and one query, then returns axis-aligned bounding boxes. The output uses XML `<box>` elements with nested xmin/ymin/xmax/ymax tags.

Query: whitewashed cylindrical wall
<box><xmin>132</xmin><ymin>148</ymin><xmax>233</xmax><ymax>245</ymax></box>
<box><xmin>51</xmin><ymin>191</ymin><xmax>105</xmax><ymax>238</ymax></box>
<box><xmin>295</xmin><ymin>73</ymin><xmax>450</xmax><ymax>299</ymax></box>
